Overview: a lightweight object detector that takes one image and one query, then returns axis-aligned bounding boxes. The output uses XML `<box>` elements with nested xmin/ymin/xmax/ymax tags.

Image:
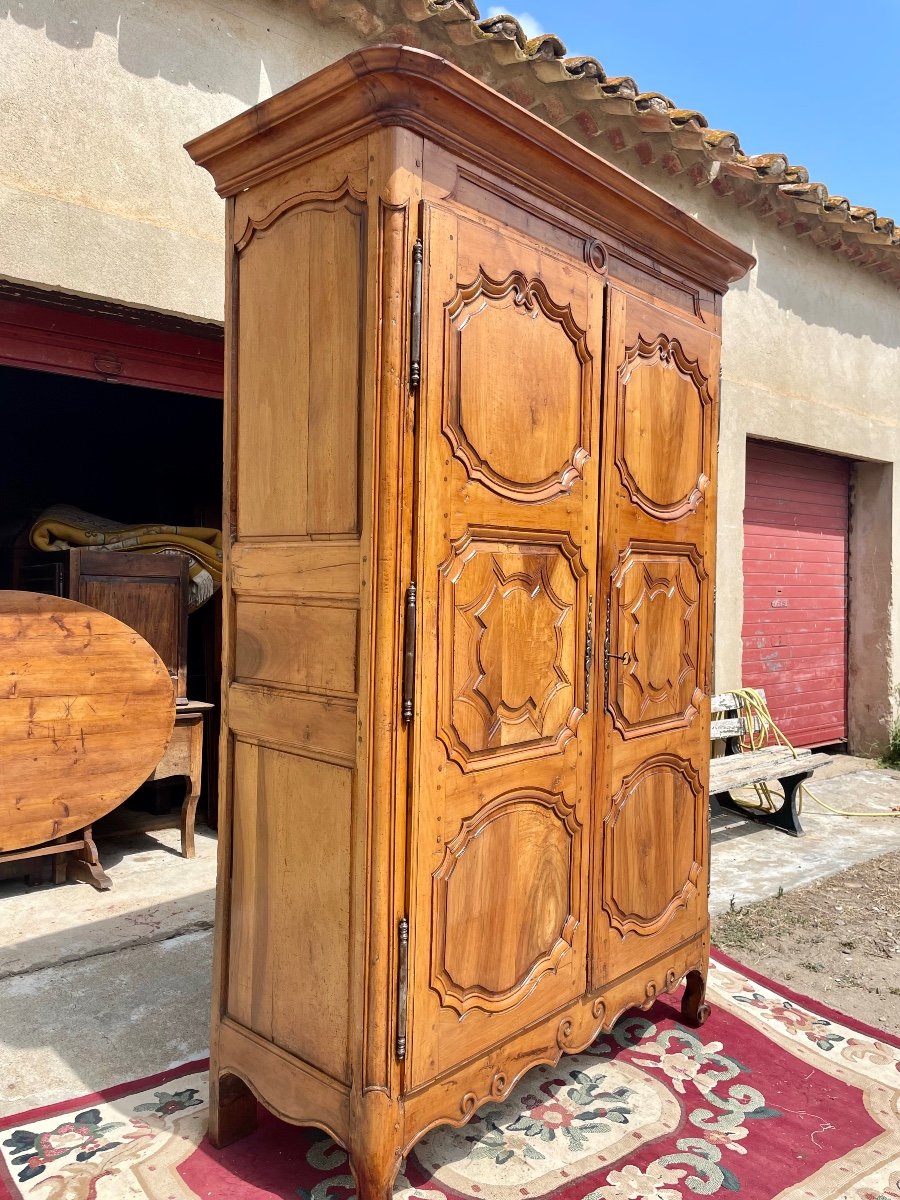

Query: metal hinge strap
<box><xmin>396</xmin><ymin>916</ymin><xmax>409</xmax><ymax>1061</ymax></box>
<box><xmin>409</xmin><ymin>240</ymin><xmax>423</xmax><ymax>391</ymax></box>
<box><xmin>402</xmin><ymin>582</ymin><xmax>417</xmax><ymax>723</ymax></box>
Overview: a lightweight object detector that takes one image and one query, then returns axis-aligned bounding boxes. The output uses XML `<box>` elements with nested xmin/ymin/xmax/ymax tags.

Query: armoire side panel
<box><xmin>221</xmin><ymin>153</ymin><xmax>369</xmax><ymax>1093</ymax></box>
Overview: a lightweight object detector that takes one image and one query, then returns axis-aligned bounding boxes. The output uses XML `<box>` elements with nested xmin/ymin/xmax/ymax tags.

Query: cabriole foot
<box><xmin>681</xmin><ymin>969</ymin><xmax>711</xmax><ymax>1027</ymax></box>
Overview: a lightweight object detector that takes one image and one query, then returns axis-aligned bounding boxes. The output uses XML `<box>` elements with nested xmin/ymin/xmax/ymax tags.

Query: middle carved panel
<box><xmin>608</xmin><ymin>543</ymin><xmax>706</xmax><ymax>737</ymax></box>
<box><xmin>438</xmin><ymin>531</ymin><xmax>586</xmax><ymax>769</ymax></box>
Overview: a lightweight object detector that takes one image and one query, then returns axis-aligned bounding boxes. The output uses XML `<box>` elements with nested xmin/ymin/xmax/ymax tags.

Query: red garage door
<box><xmin>741</xmin><ymin>440</ymin><xmax>850</xmax><ymax>748</ymax></box>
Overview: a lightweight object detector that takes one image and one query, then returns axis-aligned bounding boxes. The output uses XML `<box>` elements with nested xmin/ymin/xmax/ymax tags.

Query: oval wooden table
<box><xmin>0</xmin><ymin>590</ymin><xmax>175</xmax><ymax>888</ymax></box>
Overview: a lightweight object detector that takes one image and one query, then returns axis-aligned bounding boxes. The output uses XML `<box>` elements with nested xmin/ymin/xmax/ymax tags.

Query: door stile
<box><xmin>359</xmin><ymin>132</ymin><xmax>424</xmax><ymax>1098</ymax></box>
<box><xmin>402</xmin><ymin>197</ymin><xmax>434</xmax><ymax>1083</ymax></box>
<box><xmin>589</xmin><ymin>283</ymin><xmax>623</xmax><ymax>994</ymax></box>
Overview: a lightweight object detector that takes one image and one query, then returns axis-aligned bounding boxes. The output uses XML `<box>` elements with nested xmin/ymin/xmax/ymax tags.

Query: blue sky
<box><xmin>485</xmin><ymin>3</ymin><xmax>899</xmax><ymax>220</ymax></box>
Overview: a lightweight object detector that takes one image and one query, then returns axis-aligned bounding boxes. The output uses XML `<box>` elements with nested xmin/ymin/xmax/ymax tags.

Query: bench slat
<box><xmin>710</xmin><ymin>749</ymin><xmax>830</xmax><ymax>791</ymax></box>
<box><xmin>711</xmin><ymin>689</ymin><xmax>767</xmax><ymax>714</ymax></box>
<box><xmin>711</xmin><ymin>747</ymin><xmax>807</xmax><ymax>771</ymax></box>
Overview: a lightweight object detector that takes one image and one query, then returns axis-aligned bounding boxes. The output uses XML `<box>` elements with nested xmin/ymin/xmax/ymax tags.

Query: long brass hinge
<box><xmin>401</xmin><ymin>582</ymin><xmax>417</xmax><ymax>723</ymax></box>
<box><xmin>409</xmin><ymin>239</ymin><xmax>423</xmax><ymax>391</ymax></box>
<box><xmin>396</xmin><ymin>916</ymin><xmax>409</xmax><ymax>1061</ymax></box>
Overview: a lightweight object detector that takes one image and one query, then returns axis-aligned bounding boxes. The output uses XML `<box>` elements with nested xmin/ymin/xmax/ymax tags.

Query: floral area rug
<box><xmin>2</xmin><ymin>953</ymin><xmax>898</xmax><ymax>1200</ymax></box>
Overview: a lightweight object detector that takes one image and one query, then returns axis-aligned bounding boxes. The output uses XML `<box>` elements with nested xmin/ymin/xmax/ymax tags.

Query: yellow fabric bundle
<box><xmin>30</xmin><ymin>504</ymin><xmax>222</xmax><ymax>612</ymax></box>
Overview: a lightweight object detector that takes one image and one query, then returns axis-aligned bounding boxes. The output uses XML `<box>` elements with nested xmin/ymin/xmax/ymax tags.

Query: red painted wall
<box><xmin>741</xmin><ymin>440</ymin><xmax>850</xmax><ymax>748</ymax></box>
<box><xmin>0</xmin><ymin>298</ymin><xmax>224</xmax><ymax>397</ymax></box>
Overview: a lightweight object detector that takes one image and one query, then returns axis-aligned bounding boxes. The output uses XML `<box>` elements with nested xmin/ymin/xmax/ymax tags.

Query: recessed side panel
<box><xmin>235</xmin><ymin>599</ymin><xmax>359</xmax><ymax>697</ymax></box>
<box><xmin>235</xmin><ymin>187</ymin><xmax>365</xmax><ymax>538</ymax></box>
<box><xmin>227</xmin><ymin>741</ymin><xmax>352</xmax><ymax>1085</ymax></box>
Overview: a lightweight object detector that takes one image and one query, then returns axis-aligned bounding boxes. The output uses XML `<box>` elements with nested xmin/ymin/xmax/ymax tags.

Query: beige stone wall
<box><xmin>3</xmin><ymin>0</ymin><xmax>898</xmax><ymax>749</ymax></box>
<box><xmin>0</xmin><ymin>0</ymin><xmax>360</xmax><ymax>320</ymax></box>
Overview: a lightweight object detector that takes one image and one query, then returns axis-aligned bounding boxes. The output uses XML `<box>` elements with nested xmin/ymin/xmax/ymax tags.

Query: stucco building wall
<box><xmin>0</xmin><ymin>0</ymin><xmax>359</xmax><ymax>320</ymax></box>
<box><xmin>2</xmin><ymin>0</ymin><xmax>898</xmax><ymax>749</ymax></box>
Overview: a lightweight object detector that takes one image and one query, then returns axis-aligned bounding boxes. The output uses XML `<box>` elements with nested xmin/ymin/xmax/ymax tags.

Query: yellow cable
<box><xmin>712</xmin><ymin>687</ymin><xmax>900</xmax><ymax>819</ymax></box>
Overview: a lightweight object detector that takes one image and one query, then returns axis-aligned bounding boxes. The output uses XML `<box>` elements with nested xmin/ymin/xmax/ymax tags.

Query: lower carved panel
<box><xmin>602</xmin><ymin>754</ymin><xmax>703</xmax><ymax>937</ymax></box>
<box><xmin>432</xmin><ymin>788</ymin><xmax>580</xmax><ymax>1016</ymax></box>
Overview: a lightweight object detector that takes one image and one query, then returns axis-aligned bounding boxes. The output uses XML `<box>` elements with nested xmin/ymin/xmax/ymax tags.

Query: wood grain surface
<box><xmin>0</xmin><ymin>590</ymin><xmax>175</xmax><ymax>852</ymax></box>
<box><xmin>187</xmin><ymin>46</ymin><xmax>754</xmax><ymax>1200</ymax></box>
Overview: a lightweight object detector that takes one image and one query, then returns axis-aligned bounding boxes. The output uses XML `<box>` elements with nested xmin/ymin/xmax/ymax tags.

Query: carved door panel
<box><xmin>407</xmin><ymin>203</ymin><xmax>602</xmax><ymax>1088</ymax></box>
<box><xmin>592</xmin><ymin>288</ymin><xmax>718</xmax><ymax>989</ymax></box>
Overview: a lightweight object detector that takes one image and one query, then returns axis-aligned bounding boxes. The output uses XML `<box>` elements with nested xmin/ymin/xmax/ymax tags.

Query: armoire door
<box><xmin>592</xmin><ymin>288</ymin><xmax>718</xmax><ymax>988</ymax></box>
<box><xmin>406</xmin><ymin>201</ymin><xmax>603</xmax><ymax>1087</ymax></box>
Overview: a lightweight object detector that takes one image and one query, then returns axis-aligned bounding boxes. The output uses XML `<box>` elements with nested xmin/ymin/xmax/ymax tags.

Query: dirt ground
<box><xmin>712</xmin><ymin>849</ymin><xmax>900</xmax><ymax>1036</ymax></box>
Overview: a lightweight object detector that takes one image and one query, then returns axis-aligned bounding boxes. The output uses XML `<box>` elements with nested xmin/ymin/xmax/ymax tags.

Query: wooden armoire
<box><xmin>187</xmin><ymin>47</ymin><xmax>753</xmax><ymax>1198</ymax></box>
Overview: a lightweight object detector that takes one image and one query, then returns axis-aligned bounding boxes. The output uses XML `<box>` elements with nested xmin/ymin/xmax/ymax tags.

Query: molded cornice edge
<box><xmin>185</xmin><ymin>46</ymin><xmax>754</xmax><ymax>293</ymax></box>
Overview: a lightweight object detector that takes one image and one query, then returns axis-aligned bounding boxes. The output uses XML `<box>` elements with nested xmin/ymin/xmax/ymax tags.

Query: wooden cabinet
<box><xmin>15</xmin><ymin>547</ymin><xmax>189</xmax><ymax>700</ymax></box>
<box><xmin>187</xmin><ymin>47</ymin><xmax>753</xmax><ymax>1198</ymax></box>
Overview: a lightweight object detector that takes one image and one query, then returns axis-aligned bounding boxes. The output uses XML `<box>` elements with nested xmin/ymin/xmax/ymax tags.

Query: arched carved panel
<box><xmin>609</xmin><ymin>543</ymin><xmax>706</xmax><ymax>737</ymax></box>
<box><xmin>444</xmin><ymin>270</ymin><xmax>591</xmax><ymax>501</ymax></box>
<box><xmin>432</xmin><ymin>789</ymin><xmax>580</xmax><ymax>1016</ymax></box>
<box><xmin>602</xmin><ymin>755</ymin><xmax>703</xmax><ymax>937</ymax></box>
<box><xmin>616</xmin><ymin>334</ymin><xmax>711</xmax><ymax>521</ymax></box>
<box><xmin>437</xmin><ymin>530</ymin><xmax>586</xmax><ymax>770</ymax></box>
<box><xmin>234</xmin><ymin>178</ymin><xmax>367</xmax><ymax>253</ymax></box>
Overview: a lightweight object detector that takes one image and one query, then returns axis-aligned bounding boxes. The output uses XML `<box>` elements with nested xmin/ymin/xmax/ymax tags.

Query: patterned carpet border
<box><xmin>710</xmin><ymin>947</ymin><xmax>900</xmax><ymax>1049</ymax></box>
<box><xmin>5</xmin><ymin>948</ymin><xmax>893</xmax><ymax>1134</ymax></box>
<box><xmin>2</xmin><ymin>952</ymin><xmax>898</xmax><ymax>1199</ymax></box>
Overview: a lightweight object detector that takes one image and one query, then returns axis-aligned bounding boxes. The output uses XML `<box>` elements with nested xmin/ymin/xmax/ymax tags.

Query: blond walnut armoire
<box><xmin>187</xmin><ymin>47</ymin><xmax>753</xmax><ymax>1198</ymax></box>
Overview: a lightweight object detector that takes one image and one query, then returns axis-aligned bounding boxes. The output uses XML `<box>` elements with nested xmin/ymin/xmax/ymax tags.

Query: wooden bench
<box><xmin>709</xmin><ymin>690</ymin><xmax>832</xmax><ymax>837</ymax></box>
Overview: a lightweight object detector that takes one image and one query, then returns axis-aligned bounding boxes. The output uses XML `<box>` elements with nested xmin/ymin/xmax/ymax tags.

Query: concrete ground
<box><xmin>709</xmin><ymin>757</ymin><xmax>900</xmax><ymax>913</ymax></box>
<box><xmin>1</xmin><ymin>761</ymin><xmax>899</xmax><ymax>1119</ymax></box>
<box><xmin>0</xmin><ymin>825</ymin><xmax>216</xmax><ymax>1119</ymax></box>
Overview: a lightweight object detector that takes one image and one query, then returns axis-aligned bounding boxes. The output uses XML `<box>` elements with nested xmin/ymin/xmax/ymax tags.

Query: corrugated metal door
<box><xmin>741</xmin><ymin>440</ymin><xmax>850</xmax><ymax>747</ymax></box>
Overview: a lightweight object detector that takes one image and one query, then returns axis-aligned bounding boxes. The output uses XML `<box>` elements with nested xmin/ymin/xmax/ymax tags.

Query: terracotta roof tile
<box><xmin>560</xmin><ymin>56</ymin><xmax>607</xmax><ymax>81</ymax></box>
<box><xmin>307</xmin><ymin>0</ymin><xmax>900</xmax><ymax>280</ymax></box>
<box><xmin>669</xmin><ymin>108</ymin><xmax>708</xmax><ymax>129</ymax></box>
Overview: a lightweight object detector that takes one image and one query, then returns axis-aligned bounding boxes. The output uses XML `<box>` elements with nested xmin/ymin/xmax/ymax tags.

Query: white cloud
<box><xmin>485</xmin><ymin>6</ymin><xmax>544</xmax><ymax>40</ymax></box>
